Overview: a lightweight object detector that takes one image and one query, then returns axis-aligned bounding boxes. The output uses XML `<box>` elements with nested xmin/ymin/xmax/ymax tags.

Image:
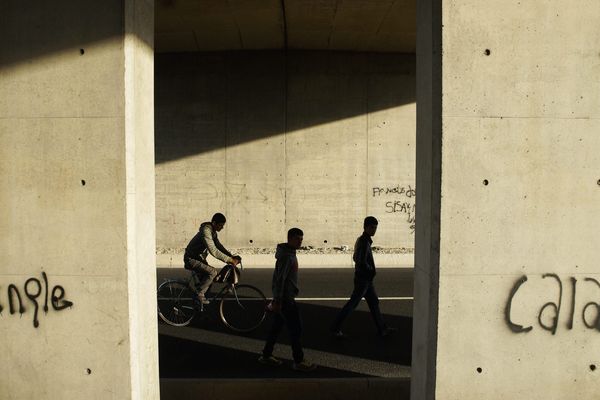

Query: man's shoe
<box><xmin>379</xmin><ymin>327</ymin><xmax>398</xmax><ymax>337</ymax></box>
<box><xmin>258</xmin><ymin>355</ymin><xmax>283</xmax><ymax>366</ymax></box>
<box><xmin>292</xmin><ymin>360</ymin><xmax>317</xmax><ymax>372</ymax></box>
<box><xmin>195</xmin><ymin>295</ymin><xmax>210</xmax><ymax>305</ymax></box>
<box><xmin>332</xmin><ymin>330</ymin><xmax>348</xmax><ymax>339</ymax></box>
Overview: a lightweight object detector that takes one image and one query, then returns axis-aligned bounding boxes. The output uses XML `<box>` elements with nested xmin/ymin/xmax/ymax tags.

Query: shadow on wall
<box><xmin>0</xmin><ymin>1</ymin><xmax>151</xmax><ymax>69</ymax></box>
<box><xmin>154</xmin><ymin>50</ymin><xmax>416</xmax><ymax>164</ymax></box>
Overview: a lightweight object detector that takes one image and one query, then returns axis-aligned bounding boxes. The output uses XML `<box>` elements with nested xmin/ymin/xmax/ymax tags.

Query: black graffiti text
<box><xmin>372</xmin><ymin>184</ymin><xmax>415</xmax><ymax>199</ymax></box>
<box><xmin>0</xmin><ymin>271</ymin><xmax>74</xmax><ymax>328</ymax></box>
<box><xmin>385</xmin><ymin>201</ymin><xmax>416</xmax><ymax>234</ymax></box>
<box><xmin>505</xmin><ymin>273</ymin><xmax>600</xmax><ymax>334</ymax></box>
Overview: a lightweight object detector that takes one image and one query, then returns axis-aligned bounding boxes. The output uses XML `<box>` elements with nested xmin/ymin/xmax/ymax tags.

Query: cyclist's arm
<box><xmin>215</xmin><ymin>237</ymin><xmax>234</xmax><ymax>259</ymax></box>
<box><xmin>201</xmin><ymin>225</ymin><xmax>235</xmax><ymax>264</ymax></box>
<box><xmin>215</xmin><ymin>236</ymin><xmax>241</xmax><ymax>265</ymax></box>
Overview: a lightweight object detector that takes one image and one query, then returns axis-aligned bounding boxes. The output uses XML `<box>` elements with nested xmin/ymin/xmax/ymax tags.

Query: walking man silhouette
<box><xmin>331</xmin><ymin>216</ymin><xmax>397</xmax><ymax>338</ymax></box>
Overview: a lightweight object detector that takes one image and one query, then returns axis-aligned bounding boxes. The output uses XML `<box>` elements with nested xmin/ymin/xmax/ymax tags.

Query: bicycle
<box><xmin>157</xmin><ymin>261</ymin><xmax>267</xmax><ymax>332</ymax></box>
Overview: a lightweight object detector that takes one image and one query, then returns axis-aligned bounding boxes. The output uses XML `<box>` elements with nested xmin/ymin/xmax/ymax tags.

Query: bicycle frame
<box><xmin>158</xmin><ymin>260</ymin><xmax>267</xmax><ymax>331</ymax></box>
<box><xmin>185</xmin><ymin>262</ymin><xmax>244</xmax><ymax>308</ymax></box>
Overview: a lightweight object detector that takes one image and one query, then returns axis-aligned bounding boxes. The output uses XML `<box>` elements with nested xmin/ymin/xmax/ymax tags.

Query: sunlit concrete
<box><xmin>154</xmin><ymin>51</ymin><xmax>416</xmax><ymax>252</ymax></box>
<box><xmin>413</xmin><ymin>1</ymin><xmax>600</xmax><ymax>399</ymax></box>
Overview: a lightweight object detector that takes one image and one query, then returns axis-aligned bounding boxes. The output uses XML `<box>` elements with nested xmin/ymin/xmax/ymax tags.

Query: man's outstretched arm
<box><xmin>215</xmin><ymin>237</ymin><xmax>234</xmax><ymax>258</ymax></box>
<box><xmin>201</xmin><ymin>225</ymin><xmax>235</xmax><ymax>264</ymax></box>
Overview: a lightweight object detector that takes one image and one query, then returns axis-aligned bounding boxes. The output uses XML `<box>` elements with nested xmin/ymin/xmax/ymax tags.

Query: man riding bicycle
<box><xmin>184</xmin><ymin>213</ymin><xmax>240</xmax><ymax>304</ymax></box>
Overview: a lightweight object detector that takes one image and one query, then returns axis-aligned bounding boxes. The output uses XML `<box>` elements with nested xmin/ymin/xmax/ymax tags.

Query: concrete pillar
<box><xmin>411</xmin><ymin>0</ymin><xmax>442</xmax><ymax>398</ymax></box>
<box><xmin>413</xmin><ymin>0</ymin><xmax>600</xmax><ymax>399</ymax></box>
<box><xmin>0</xmin><ymin>1</ymin><xmax>158</xmax><ymax>399</ymax></box>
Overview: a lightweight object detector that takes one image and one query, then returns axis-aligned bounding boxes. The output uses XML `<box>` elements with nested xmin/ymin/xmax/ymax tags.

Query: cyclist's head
<box><xmin>211</xmin><ymin>213</ymin><xmax>226</xmax><ymax>231</ymax></box>
<box><xmin>363</xmin><ymin>216</ymin><xmax>378</xmax><ymax>236</ymax></box>
<box><xmin>287</xmin><ymin>227</ymin><xmax>304</xmax><ymax>249</ymax></box>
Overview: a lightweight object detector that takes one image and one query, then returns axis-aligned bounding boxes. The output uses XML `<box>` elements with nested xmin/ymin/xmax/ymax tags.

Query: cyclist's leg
<box><xmin>187</xmin><ymin>258</ymin><xmax>217</xmax><ymax>297</ymax></box>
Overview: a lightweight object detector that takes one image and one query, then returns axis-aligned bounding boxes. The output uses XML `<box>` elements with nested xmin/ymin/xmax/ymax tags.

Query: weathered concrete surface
<box><xmin>413</xmin><ymin>0</ymin><xmax>600</xmax><ymax>399</ymax></box>
<box><xmin>155</xmin><ymin>0</ymin><xmax>416</xmax><ymax>53</ymax></box>
<box><xmin>0</xmin><ymin>1</ymin><xmax>158</xmax><ymax>399</ymax></box>
<box><xmin>155</xmin><ymin>51</ymin><xmax>416</xmax><ymax>252</ymax></box>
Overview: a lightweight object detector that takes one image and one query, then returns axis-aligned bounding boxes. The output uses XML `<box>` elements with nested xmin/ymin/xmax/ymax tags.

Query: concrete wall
<box><xmin>413</xmin><ymin>0</ymin><xmax>600</xmax><ymax>399</ymax></box>
<box><xmin>0</xmin><ymin>1</ymin><xmax>158</xmax><ymax>399</ymax></box>
<box><xmin>155</xmin><ymin>51</ymin><xmax>416</xmax><ymax>252</ymax></box>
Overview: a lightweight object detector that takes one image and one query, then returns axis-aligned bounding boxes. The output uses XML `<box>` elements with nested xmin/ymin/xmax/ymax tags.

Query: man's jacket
<box><xmin>271</xmin><ymin>243</ymin><xmax>299</xmax><ymax>301</ymax></box>
<box><xmin>184</xmin><ymin>222</ymin><xmax>233</xmax><ymax>265</ymax></box>
<box><xmin>353</xmin><ymin>233</ymin><xmax>376</xmax><ymax>281</ymax></box>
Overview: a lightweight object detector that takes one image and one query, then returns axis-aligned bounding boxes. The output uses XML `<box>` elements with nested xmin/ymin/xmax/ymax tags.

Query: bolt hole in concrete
<box><xmin>81</xmin><ymin>180</ymin><xmax>86</xmax><ymax>186</ymax></box>
<box><xmin>597</xmin><ymin>179</ymin><xmax>600</xmax><ymax>186</ymax></box>
<box><xmin>484</xmin><ymin>49</ymin><xmax>491</xmax><ymax>56</ymax></box>
<box><xmin>85</xmin><ymin>368</ymin><xmax>92</xmax><ymax>375</ymax></box>
<box><xmin>590</xmin><ymin>365</ymin><xmax>597</xmax><ymax>371</ymax></box>
<box><xmin>323</xmin><ymin>240</ymin><xmax>328</xmax><ymax>244</ymax></box>
<box><xmin>483</xmin><ymin>179</ymin><xmax>489</xmax><ymax>186</ymax></box>
<box><xmin>80</xmin><ymin>48</ymin><xmax>85</xmax><ymax>55</ymax></box>
<box><xmin>477</xmin><ymin>367</ymin><xmax>483</xmax><ymax>374</ymax></box>
<box><xmin>249</xmin><ymin>239</ymin><xmax>253</xmax><ymax>244</ymax></box>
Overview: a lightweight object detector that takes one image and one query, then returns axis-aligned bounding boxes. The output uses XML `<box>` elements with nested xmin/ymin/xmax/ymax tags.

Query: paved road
<box><xmin>157</xmin><ymin>267</ymin><xmax>413</xmax><ymax>379</ymax></box>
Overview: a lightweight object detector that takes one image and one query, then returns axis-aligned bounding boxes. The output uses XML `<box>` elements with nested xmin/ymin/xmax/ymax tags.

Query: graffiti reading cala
<box><xmin>505</xmin><ymin>274</ymin><xmax>600</xmax><ymax>334</ymax></box>
<box><xmin>0</xmin><ymin>271</ymin><xmax>74</xmax><ymax>328</ymax></box>
<box><xmin>371</xmin><ymin>184</ymin><xmax>416</xmax><ymax>233</ymax></box>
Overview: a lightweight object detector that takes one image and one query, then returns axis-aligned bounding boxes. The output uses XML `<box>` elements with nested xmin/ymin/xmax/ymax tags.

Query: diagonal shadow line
<box><xmin>158</xmin><ymin>332</ymin><xmax>370</xmax><ymax>379</ymax></box>
<box><xmin>0</xmin><ymin>1</ymin><xmax>152</xmax><ymax>70</ymax></box>
<box><xmin>154</xmin><ymin>50</ymin><xmax>415</xmax><ymax>164</ymax></box>
<box><xmin>159</xmin><ymin>324</ymin><xmax>410</xmax><ymax>379</ymax></box>
<box><xmin>157</xmin><ymin>298</ymin><xmax>412</xmax><ymax>366</ymax></box>
<box><xmin>155</xmin><ymin>267</ymin><xmax>414</xmax><ymax>366</ymax></box>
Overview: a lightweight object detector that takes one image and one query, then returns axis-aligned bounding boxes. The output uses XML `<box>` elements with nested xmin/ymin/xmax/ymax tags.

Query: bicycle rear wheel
<box><xmin>219</xmin><ymin>284</ymin><xmax>267</xmax><ymax>332</ymax></box>
<box><xmin>157</xmin><ymin>280</ymin><xmax>196</xmax><ymax>327</ymax></box>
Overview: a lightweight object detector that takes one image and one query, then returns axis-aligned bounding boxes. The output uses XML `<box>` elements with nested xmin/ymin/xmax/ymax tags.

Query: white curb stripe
<box><xmin>295</xmin><ymin>297</ymin><xmax>413</xmax><ymax>301</ymax></box>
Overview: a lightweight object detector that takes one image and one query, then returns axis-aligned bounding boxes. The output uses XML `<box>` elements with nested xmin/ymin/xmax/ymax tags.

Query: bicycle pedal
<box><xmin>195</xmin><ymin>301</ymin><xmax>208</xmax><ymax>312</ymax></box>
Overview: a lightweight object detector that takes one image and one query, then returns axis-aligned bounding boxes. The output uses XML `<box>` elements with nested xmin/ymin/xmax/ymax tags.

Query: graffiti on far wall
<box><xmin>371</xmin><ymin>184</ymin><xmax>415</xmax><ymax>233</ymax></box>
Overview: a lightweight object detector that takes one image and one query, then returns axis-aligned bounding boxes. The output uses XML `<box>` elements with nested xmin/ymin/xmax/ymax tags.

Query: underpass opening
<box><xmin>153</xmin><ymin>1</ymin><xmax>417</xmax><ymax>399</ymax></box>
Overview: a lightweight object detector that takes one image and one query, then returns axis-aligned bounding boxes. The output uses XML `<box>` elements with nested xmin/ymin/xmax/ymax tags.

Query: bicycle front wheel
<box><xmin>157</xmin><ymin>280</ymin><xmax>196</xmax><ymax>327</ymax></box>
<box><xmin>219</xmin><ymin>284</ymin><xmax>267</xmax><ymax>332</ymax></box>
